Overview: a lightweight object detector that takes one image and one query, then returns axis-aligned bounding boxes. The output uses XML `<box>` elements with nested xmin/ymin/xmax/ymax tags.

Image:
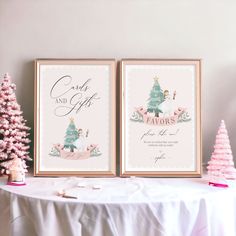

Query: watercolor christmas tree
<box><xmin>147</xmin><ymin>77</ymin><xmax>164</xmax><ymax>117</ymax></box>
<box><xmin>0</xmin><ymin>73</ymin><xmax>31</xmax><ymax>174</ymax></box>
<box><xmin>207</xmin><ymin>120</ymin><xmax>236</xmax><ymax>187</ymax></box>
<box><xmin>64</xmin><ymin>118</ymin><xmax>78</xmax><ymax>152</ymax></box>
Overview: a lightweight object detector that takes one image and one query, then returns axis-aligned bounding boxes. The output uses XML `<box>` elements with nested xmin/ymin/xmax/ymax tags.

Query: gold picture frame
<box><xmin>34</xmin><ymin>59</ymin><xmax>116</xmax><ymax>176</ymax></box>
<box><xmin>120</xmin><ymin>59</ymin><xmax>201</xmax><ymax>177</ymax></box>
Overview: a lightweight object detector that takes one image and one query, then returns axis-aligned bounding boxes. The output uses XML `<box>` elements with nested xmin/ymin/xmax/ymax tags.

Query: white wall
<box><xmin>1</xmin><ymin>0</ymin><xmax>236</xmax><ymax>165</ymax></box>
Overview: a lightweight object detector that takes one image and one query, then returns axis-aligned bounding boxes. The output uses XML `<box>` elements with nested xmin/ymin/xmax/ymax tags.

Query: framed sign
<box><xmin>34</xmin><ymin>59</ymin><xmax>116</xmax><ymax>176</ymax></box>
<box><xmin>120</xmin><ymin>59</ymin><xmax>201</xmax><ymax>177</ymax></box>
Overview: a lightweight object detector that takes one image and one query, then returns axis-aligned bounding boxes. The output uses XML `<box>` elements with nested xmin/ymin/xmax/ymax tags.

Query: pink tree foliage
<box><xmin>207</xmin><ymin>120</ymin><xmax>236</xmax><ymax>181</ymax></box>
<box><xmin>0</xmin><ymin>73</ymin><xmax>31</xmax><ymax>174</ymax></box>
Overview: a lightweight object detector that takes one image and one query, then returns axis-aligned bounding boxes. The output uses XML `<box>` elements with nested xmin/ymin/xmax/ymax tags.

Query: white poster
<box><xmin>35</xmin><ymin>60</ymin><xmax>116</xmax><ymax>176</ymax></box>
<box><xmin>121</xmin><ymin>60</ymin><xmax>201</xmax><ymax>177</ymax></box>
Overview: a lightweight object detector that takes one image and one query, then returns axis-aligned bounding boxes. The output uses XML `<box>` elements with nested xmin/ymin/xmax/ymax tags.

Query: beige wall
<box><xmin>1</xmin><ymin>0</ymin><xmax>236</xmax><ymax>165</ymax></box>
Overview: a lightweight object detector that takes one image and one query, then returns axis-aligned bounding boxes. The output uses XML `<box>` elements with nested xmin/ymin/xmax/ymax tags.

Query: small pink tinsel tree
<box><xmin>207</xmin><ymin>120</ymin><xmax>236</xmax><ymax>185</ymax></box>
<box><xmin>0</xmin><ymin>73</ymin><xmax>31</xmax><ymax>174</ymax></box>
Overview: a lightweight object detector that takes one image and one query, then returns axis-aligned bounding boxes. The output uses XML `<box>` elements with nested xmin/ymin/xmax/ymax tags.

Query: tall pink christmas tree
<box><xmin>0</xmin><ymin>73</ymin><xmax>31</xmax><ymax>174</ymax></box>
<box><xmin>207</xmin><ymin>120</ymin><xmax>236</xmax><ymax>185</ymax></box>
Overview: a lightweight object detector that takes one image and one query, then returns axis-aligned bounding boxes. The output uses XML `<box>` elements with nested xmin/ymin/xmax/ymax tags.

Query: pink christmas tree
<box><xmin>207</xmin><ymin>120</ymin><xmax>236</xmax><ymax>186</ymax></box>
<box><xmin>0</xmin><ymin>73</ymin><xmax>31</xmax><ymax>174</ymax></box>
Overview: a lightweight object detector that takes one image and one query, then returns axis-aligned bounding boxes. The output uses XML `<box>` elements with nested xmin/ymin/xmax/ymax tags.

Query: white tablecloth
<box><xmin>0</xmin><ymin>176</ymin><xmax>236</xmax><ymax>236</ymax></box>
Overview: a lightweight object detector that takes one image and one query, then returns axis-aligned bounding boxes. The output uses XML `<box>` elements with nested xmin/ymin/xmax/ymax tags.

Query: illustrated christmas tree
<box><xmin>64</xmin><ymin>118</ymin><xmax>78</xmax><ymax>152</ymax></box>
<box><xmin>0</xmin><ymin>73</ymin><xmax>31</xmax><ymax>174</ymax></box>
<box><xmin>147</xmin><ymin>77</ymin><xmax>164</xmax><ymax>117</ymax></box>
<box><xmin>207</xmin><ymin>120</ymin><xmax>236</xmax><ymax>186</ymax></box>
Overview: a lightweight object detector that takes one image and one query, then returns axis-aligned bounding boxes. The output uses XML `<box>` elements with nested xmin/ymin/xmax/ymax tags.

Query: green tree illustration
<box><xmin>64</xmin><ymin>118</ymin><xmax>78</xmax><ymax>152</ymax></box>
<box><xmin>147</xmin><ymin>77</ymin><xmax>164</xmax><ymax>117</ymax></box>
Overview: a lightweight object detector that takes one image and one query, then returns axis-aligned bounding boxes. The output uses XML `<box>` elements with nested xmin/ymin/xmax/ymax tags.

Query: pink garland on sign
<box><xmin>0</xmin><ymin>73</ymin><xmax>31</xmax><ymax>174</ymax></box>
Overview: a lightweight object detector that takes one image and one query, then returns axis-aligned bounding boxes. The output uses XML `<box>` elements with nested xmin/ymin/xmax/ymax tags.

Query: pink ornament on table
<box><xmin>0</xmin><ymin>73</ymin><xmax>31</xmax><ymax>176</ymax></box>
<box><xmin>3</xmin><ymin>154</ymin><xmax>27</xmax><ymax>186</ymax></box>
<box><xmin>207</xmin><ymin>120</ymin><xmax>236</xmax><ymax>188</ymax></box>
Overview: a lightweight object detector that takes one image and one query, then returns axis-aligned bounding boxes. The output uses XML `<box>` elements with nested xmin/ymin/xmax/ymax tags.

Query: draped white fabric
<box><xmin>0</xmin><ymin>176</ymin><xmax>236</xmax><ymax>236</ymax></box>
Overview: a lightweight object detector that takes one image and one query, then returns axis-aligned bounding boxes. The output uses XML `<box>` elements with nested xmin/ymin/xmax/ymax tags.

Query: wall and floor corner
<box><xmin>0</xmin><ymin>0</ymin><xmax>236</xmax><ymax>167</ymax></box>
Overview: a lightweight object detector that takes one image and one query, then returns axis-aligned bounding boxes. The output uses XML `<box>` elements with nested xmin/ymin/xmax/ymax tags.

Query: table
<box><xmin>0</xmin><ymin>176</ymin><xmax>236</xmax><ymax>236</ymax></box>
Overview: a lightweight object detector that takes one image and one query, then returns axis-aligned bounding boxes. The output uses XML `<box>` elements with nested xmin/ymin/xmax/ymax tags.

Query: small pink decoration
<box><xmin>0</xmin><ymin>73</ymin><xmax>31</xmax><ymax>175</ymax></box>
<box><xmin>5</xmin><ymin>154</ymin><xmax>27</xmax><ymax>186</ymax></box>
<box><xmin>207</xmin><ymin>120</ymin><xmax>236</xmax><ymax>187</ymax></box>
